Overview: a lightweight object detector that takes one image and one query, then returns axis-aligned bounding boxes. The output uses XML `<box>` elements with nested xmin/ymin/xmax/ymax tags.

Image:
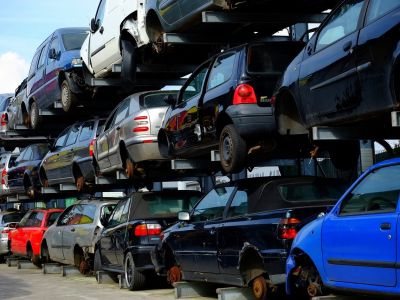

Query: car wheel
<box><xmin>252</xmin><ymin>276</ymin><xmax>267</xmax><ymax>300</ymax></box>
<box><xmin>291</xmin><ymin>257</ymin><xmax>324</xmax><ymax>299</ymax></box>
<box><xmin>75</xmin><ymin>175</ymin><xmax>85</xmax><ymax>192</ymax></box>
<box><xmin>121</xmin><ymin>38</ymin><xmax>137</xmax><ymax>85</ymax></box>
<box><xmin>29</xmin><ymin>101</ymin><xmax>42</xmax><ymax>130</ymax></box>
<box><xmin>93</xmin><ymin>249</ymin><xmax>102</xmax><ymax>272</ymax></box>
<box><xmin>326</xmin><ymin>140</ymin><xmax>360</xmax><ymax>170</ymax></box>
<box><xmin>74</xmin><ymin>250</ymin><xmax>89</xmax><ymax>275</ymax></box>
<box><xmin>41</xmin><ymin>243</ymin><xmax>51</xmax><ymax>264</ymax></box>
<box><xmin>124</xmin><ymin>251</ymin><xmax>146</xmax><ymax>290</ymax></box>
<box><xmin>219</xmin><ymin>124</ymin><xmax>247</xmax><ymax>173</ymax></box>
<box><xmin>60</xmin><ymin>80</ymin><xmax>77</xmax><ymax>112</ymax></box>
<box><xmin>26</xmin><ymin>184</ymin><xmax>36</xmax><ymax>199</ymax></box>
<box><xmin>124</xmin><ymin>157</ymin><xmax>135</xmax><ymax>180</ymax></box>
<box><xmin>167</xmin><ymin>265</ymin><xmax>182</xmax><ymax>286</ymax></box>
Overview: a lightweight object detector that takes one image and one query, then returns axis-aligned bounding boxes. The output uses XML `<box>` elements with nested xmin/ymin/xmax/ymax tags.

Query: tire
<box><xmin>219</xmin><ymin>124</ymin><xmax>247</xmax><ymax>173</ymax></box>
<box><xmin>326</xmin><ymin>140</ymin><xmax>360</xmax><ymax>170</ymax></box>
<box><xmin>60</xmin><ymin>80</ymin><xmax>77</xmax><ymax>112</ymax></box>
<box><xmin>252</xmin><ymin>276</ymin><xmax>268</xmax><ymax>300</ymax></box>
<box><xmin>26</xmin><ymin>181</ymin><xmax>36</xmax><ymax>199</ymax></box>
<box><xmin>124</xmin><ymin>157</ymin><xmax>135</xmax><ymax>181</ymax></box>
<box><xmin>29</xmin><ymin>101</ymin><xmax>42</xmax><ymax>130</ymax></box>
<box><xmin>124</xmin><ymin>252</ymin><xmax>146</xmax><ymax>290</ymax></box>
<box><xmin>41</xmin><ymin>243</ymin><xmax>51</xmax><ymax>264</ymax></box>
<box><xmin>93</xmin><ymin>249</ymin><xmax>102</xmax><ymax>272</ymax></box>
<box><xmin>121</xmin><ymin>38</ymin><xmax>137</xmax><ymax>85</ymax></box>
<box><xmin>75</xmin><ymin>174</ymin><xmax>85</xmax><ymax>192</ymax></box>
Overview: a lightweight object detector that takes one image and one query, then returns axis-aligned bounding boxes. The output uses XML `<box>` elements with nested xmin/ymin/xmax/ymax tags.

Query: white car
<box><xmin>80</xmin><ymin>0</ymin><xmax>149</xmax><ymax>81</ymax></box>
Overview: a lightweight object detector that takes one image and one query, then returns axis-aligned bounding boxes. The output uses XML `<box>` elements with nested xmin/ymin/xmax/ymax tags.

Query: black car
<box><xmin>152</xmin><ymin>177</ymin><xmax>347</xmax><ymax>300</ymax></box>
<box><xmin>158</xmin><ymin>41</ymin><xmax>303</xmax><ymax>173</ymax></box>
<box><xmin>94</xmin><ymin>190</ymin><xmax>201</xmax><ymax>290</ymax></box>
<box><xmin>39</xmin><ymin>118</ymin><xmax>104</xmax><ymax>191</ymax></box>
<box><xmin>7</xmin><ymin>143</ymin><xmax>49</xmax><ymax>199</ymax></box>
<box><xmin>274</xmin><ymin>0</ymin><xmax>400</xmax><ymax>168</ymax></box>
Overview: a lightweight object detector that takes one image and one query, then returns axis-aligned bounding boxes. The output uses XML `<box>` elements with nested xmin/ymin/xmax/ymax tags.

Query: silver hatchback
<box><xmin>93</xmin><ymin>90</ymin><xmax>177</xmax><ymax>181</ymax></box>
<box><xmin>41</xmin><ymin>199</ymin><xmax>117</xmax><ymax>273</ymax></box>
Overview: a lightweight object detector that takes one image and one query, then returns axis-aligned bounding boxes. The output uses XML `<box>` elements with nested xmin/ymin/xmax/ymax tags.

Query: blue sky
<box><xmin>0</xmin><ymin>0</ymin><xmax>99</xmax><ymax>93</ymax></box>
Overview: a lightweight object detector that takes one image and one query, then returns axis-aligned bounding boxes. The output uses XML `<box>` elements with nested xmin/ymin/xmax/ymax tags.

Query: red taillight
<box><xmin>1</xmin><ymin>229</ymin><xmax>9</xmax><ymax>234</ymax></box>
<box><xmin>1</xmin><ymin>113</ymin><xmax>7</xmax><ymax>126</ymax></box>
<box><xmin>1</xmin><ymin>168</ymin><xmax>7</xmax><ymax>185</ymax></box>
<box><xmin>278</xmin><ymin>218</ymin><xmax>301</xmax><ymax>240</ymax></box>
<box><xmin>133</xmin><ymin>115</ymin><xmax>149</xmax><ymax>133</ymax></box>
<box><xmin>233</xmin><ymin>84</ymin><xmax>257</xmax><ymax>105</ymax></box>
<box><xmin>89</xmin><ymin>139</ymin><xmax>96</xmax><ymax>157</ymax></box>
<box><xmin>133</xmin><ymin>126</ymin><xmax>149</xmax><ymax>133</ymax></box>
<box><xmin>134</xmin><ymin>116</ymin><xmax>148</xmax><ymax>121</ymax></box>
<box><xmin>134</xmin><ymin>224</ymin><xmax>162</xmax><ymax>236</ymax></box>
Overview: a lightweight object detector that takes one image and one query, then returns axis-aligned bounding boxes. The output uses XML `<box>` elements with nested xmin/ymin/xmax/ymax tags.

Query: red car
<box><xmin>10</xmin><ymin>208</ymin><xmax>64</xmax><ymax>265</ymax></box>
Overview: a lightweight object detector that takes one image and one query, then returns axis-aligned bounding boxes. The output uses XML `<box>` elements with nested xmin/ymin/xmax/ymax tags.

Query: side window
<box><xmin>25</xmin><ymin>212</ymin><xmax>44</xmax><ymax>227</ymax></box>
<box><xmin>55</xmin><ymin>127</ymin><xmax>70</xmax><ymax>148</ymax></box>
<box><xmin>78</xmin><ymin>205</ymin><xmax>96</xmax><ymax>224</ymax></box>
<box><xmin>23</xmin><ymin>147</ymin><xmax>33</xmax><ymax>161</ymax></box>
<box><xmin>47</xmin><ymin>212</ymin><xmax>61</xmax><ymax>227</ymax></box>
<box><xmin>48</xmin><ymin>37</ymin><xmax>60</xmax><ymax>61</ymax></box>
<box><xmin>227</xmin><ymin>190</ymin><xmax>248</xmax><ymax>218</ymax></box>
<box><xmin>107</xmin><ymin>199</ymin><xmax>128</xmax><ymax>227</ymax></box>
<box><xmin>95</xmin><ymin>0</ymin><xmax>107</xmax><ymax>26</ymax></box>
<box><xmin>79</xmin><ymin>121</ymin><xmax>95</xmax><ymax>142</ymax></box>
<box><xmin>120</xmin><ymin>198</ymin><xmax>130</xmax><ymax>223</ymax></box>
<box><xmin>207</xmin><ymin>52</ymin><xmax>236</xmax><ymax>90</ymax></box>
<box><xmin>16</xmin><ymin>149</ymin><xmax>27</xmax><ymax>163</ymax></box>
<box><xmin>180</xmin><ymin>63</ymin><xmax>209</xmax><ymax>103</ymax></box>
<box><xmin>65</xmin><ymin>124</ymin><xmax>80</xmax><ymax>146</ymax></box>
<box><xmin>58</xmin><ymin>206</ymin><xmax>74</xmax><ymax>226</ymax></box>
<box><xmin>366</xmin><ymin>0</ymin><xmax>399</xmax><ymax>23</ymax></box>
<box><xmin>101</xmin><ymin>204</ymin><xmax>116</xmax><ymax>223</ymax></box>
<box><xmin>191</xmin><ymin>187</ymin><xmax>234</xmax><ymax>222</ymax></box>
<box><xmin>37</xmin><ymin>45</ymin><xmax>48</xmax><ymax>69</ymax></box>
<box><xmin>316</xmin><ymin>0</ymin><xmax>365</xmax><ymax>52</ymax></box>
<box><xmin>112</xmin><ymin>100</ymin><xmax>129</xmax><ymax>126</ymax></box>
<box><xmin>28</xmin><ymin>52</ymin><xmax>40</xmax><ymax>78</ymax></box>
<box><xmin>340</xmin><ymin>165</ymin><xmax>400</xmax><ymax>215</ymax></box>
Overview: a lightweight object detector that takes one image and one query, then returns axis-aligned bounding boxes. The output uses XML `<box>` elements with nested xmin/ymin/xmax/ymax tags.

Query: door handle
<box><xmin>99</xmin><ymin>26</ymin><xmax>104</xmax><ymax>34</ymax></box>
<box><xmin>343</xmin><ymin>41</ymin><xmax>353</xmax><ymax>52</ymax></box>
<box><xmin>380</xmin><ymin>223</ymin><xmax>391</xmax><ymax>230</ymax></box>
<box><xmin>70</xmin><ymin>228</ymin><xmax>76</xmax><ymax>232</ymax></box>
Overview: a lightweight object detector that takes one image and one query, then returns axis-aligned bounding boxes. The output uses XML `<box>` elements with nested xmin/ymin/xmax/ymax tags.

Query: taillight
<box><xmin>278</xmin><ymin>218</ymin><xmax>301</xmax><ymax>239</ymax></box>
<box><xmin>1</xmin><ymin>113</ymin><xmax>7</xmax><ymax>126</ymax></box>
<box><xmin>233</xmin><ymin>84</ymin><xmax>257</xmax><ymax>105</ymax></box>
<box><xmin>89</xmin><ymin>139</ymin><xmax>96</xmax><ymax>157</ymax></box>
<box><xmin>270</xmin><ymin>95</ymin><xmax>276</xmax><ymax>106</ymax></box>
<box><xmin>1</xmin><ymin>168</ymin><xmax>7</xmax><ymax>185</ymax></box>
<box><xmin>1</xmin><ymin>229</ymin><xmax>9</xmax><ymax>234</ymax></box>
<box><xmin>134</xmin><ymin>224</ymin><xmax>162</xmax><ymax>236</ymax></box>
<box><xmin>133</xmin><ymin>115</ymin><xmax>149</xmax><ymax>133</ymax></box>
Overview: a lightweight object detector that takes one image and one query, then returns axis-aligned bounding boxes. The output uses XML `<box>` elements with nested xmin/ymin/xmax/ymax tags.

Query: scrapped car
<box><xmin>93</xmin><ymin>90</ymin><xmax>177</xmax><ymax>182</ymax></box>
<box><xmin>40</xmin><ymin>118</ymin><xmax>104</xmax><ymax>191</ymax></box>
<box><xmin>274</xmin><ymin>0</ymin><xmax>400</xmax><ymax>168</ymax></box>
<box><xmin>0</xmin><ymin>151</ymin><xmax>19</xmax><ymax>199</ymax></box>
<box><xmin>7</xmin><ymin>143</ymin><xmax>49</xmax><ymax>199</ymax></box>
<box><xmin>153</xmin><ymin>176</ymin><xmax>347</xmax><ymax>300</ymax></box>
<box><xmin>0</xmin><ymin>210</ymin><xmax>24</xmax><ymax>262</ymax></box>
<box><xmin>287</xmin><ymin>158</ymin><xmax>400</xmax><ymax>298</ymax></box>
<box><xmin>26</xmin><ymin>27</ymin><xmax>89</xmax><ymax>128</ymax></box>
<box><xmin>95</xmin><ymin>191</ymin><xmax>201</xmax><ymax>290</ymax></box>
<box><xmin>0</xmin><ymin>95</ymin><xmax>12</xmax><ymax>133</ymax></box>
<box><xmin>9</xmin><ymin>208</ymin><xmax>63</xmax><ymax>266</ymax></box>
<box><xmin>158</xmin><ymin>42</ymin><xmax>303</xmax><ymax>173</ymax></box>
<box><xmin>41</xmin><ymin>199</ymin><xmax>117</xmax><ymax>273</ymax></box>
<box><xmin>6</xmin><ymin>78</ymin><xmax>28</xmax><ymax>130</ymax></box>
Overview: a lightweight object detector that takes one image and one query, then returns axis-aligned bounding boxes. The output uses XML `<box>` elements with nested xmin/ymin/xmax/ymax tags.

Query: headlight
<box><xmin>71</xmin><ymin>58</ymin><xmax>82</xmax><ymax>66</ymax></box>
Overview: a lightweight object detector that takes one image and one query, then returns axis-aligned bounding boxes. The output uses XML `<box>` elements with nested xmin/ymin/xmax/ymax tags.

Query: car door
<box><xmin>96</xmin><ymin>109</ymin><xmax>118</xmax><ymax>171</ymax></box>
<box><xmin>45</xmin><ymin>127</ymin><xmax>70</xmax><ymax>183</ymax></box>
<box><xmin>44</xmin><ymin>34</ymin><xmax>62</xmax><ymax>104</ymax></box>
<box><xmin>298</xmin><ymin>0</ymin><xmax>366</xmax><ymax>127</ymax></box>
<box><xmin>172</xmin><ymin>187</ymin><xmax>234</xmax><ymax>274</ymax></box>
<box><xmin>322</xmin><ymin>164</ymin><xmax>400</xmax><ymax>287</ymax></box>
<box><xmin>89</xmin><ymin>0</ymin><xmax>122</xmax><ymax>75</ymax></box>
<box><xmin>166</xmin><ymin>61</ymin><xmax>210</xmax><ymax>154</ymax></box>
<box><xmin>12</xmin><ymin>211</ymin><xmax>32</xmax><ymax>254</ymax></box>
<box><xmin>47</xmin><ymin>206</ymin><xmax>74</xmax><ymax>260</ymax></box>
<box><xmin>58</xmin><ymin>123</ymin><xmax>81</xmax><ymax>182</ymax></box>
<box><xmin>11</xmin><ymin>147</ymin><xmax>33</xmax><ymax>189</ymax></box>
<box><xmin>34</xmin><ymin>42</ymin><xmax>50</xmax><ymax>108</ymax></box>
<box><xmin>201</xmin><ymin>51</ymin><xmax>238</xmax><ymax>144</ymax></box>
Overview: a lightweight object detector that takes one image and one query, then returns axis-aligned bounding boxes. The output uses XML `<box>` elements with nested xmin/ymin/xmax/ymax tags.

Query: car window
<box><xmin>37</xmin><ymin>45</ymin><xmax>48</xmax><ymax>69</ymax></box>
<box><xmin>180</xmin><ymin>63</ymin><xmax>209</xmax><ymax>103</ymax></box>
<box><xmin>48</xmin><ymin>37</ymin><xmax>60</xmax><ymax>61</ymax></box>
<box><xmin>28</xmin><ymin>51</ymin><xmax>41</xmax><ymax>78</ymax></box>
<box><xmin>139</xmin><ymin>92</ymin><xmax>177</xmax><ymax>109</ymax></box>
<box><xmin>96</xmin><ymin>119</ymin><xmax>105</xmax><ymax>136</ymax></box>
<box><xmin>61</xmin><ymin>32</ymin><xmax>88</xmax><ymax>51</ymax></box>
<box><xmin>316</xmin><ymin>0</ymin><xmax>365</xmax><ymax>52</ymax></box>
<box><xmin>104</xmin><ymin>110</ymin><xmax>117</xmax><ymax>132</ymax></box>
<box><xmin>77</xmin><ymin>204</ymin><xmax>96</xmax><ymax>224</ymax></box>
<box><xmin>79</xmin><ymin>121</ymin><xmax>95</xmax><ymax>142</ymax></box>
<box><xmin>47</xmin><ymin>212</ymin><xmax>61</xmax><ymax>227</ymax></box>
<box><xmin>340</xmin><ymin>165</ymin><xmax>400</xmax><ymax>215</ymax></box>
<box><xmin>95</xmin><ymin>0</ymin><xmax>107</xmax><ymax>26</ymax></box>
<box><xmin>366</xmin><ymin>0</ymin><xmax>400</xmax><ymax>24</ymax></box>
<box><xmin>8</xmin><ymin>156</ymin><xmax>17</xmax><ymax>168</ymax></box>
<box><xmin>227</xmin><ymin>190</ymin><xmax>248</xmax><ymax>218</ymax></box>
<box><xmin>20</xmin><ymin>211</ymin><xmax>44</xmax><ymax>227</ymax></box>
<box><xmin>65</xmin><ymin>124</ymin><xmax>80</xmax><ymax>146</ymax></box>
<box><xmin>57</xmin><ymin>206</ymin><xmax>74</xmax><ymax>226</ymax></box>
<box><xmin>55</xmin><ymin>127</ymin><xmax>70</xmax><ymax>148</ymax></box>
<box><xmin>112</xmin><ymin>100</ymin><xmax>129</xmax><ymax>126</ymax></box>
<box><xmin>191</xmin><ymin>187</ymin><xmax>234</xmax><ymax>222</ymax></box>
<box><xmin>22</xmin><ymin>147</ymin><xmax>33</xmax><ymax>161</ymax></box>
<box><xmin>15</xmin><ymin>149</ymin><xmax>26</xmax><ymax>163</ymax></box>
<box><xmin>100</xmin><ymin>204</ymin><xmax>116</xmax><ymax>223</ymax></box>
<box><xmin>3</xmin><ymin>213</ymin><xmax>23</xmax><ymax>223</ymax></box>
<box><xmin>207</xmin><ymin>52</ymin><xmax>236</xmax><ymax>90</ymax></box>
<box><xmin>107</xmin><ymin>199</ymin><xmax>128</xmax><ymax>227</ymax></box>
<box><xmin>278</xmin><ymin>181</ymin><xmax>346</xmax><ymax>202</ymax></box>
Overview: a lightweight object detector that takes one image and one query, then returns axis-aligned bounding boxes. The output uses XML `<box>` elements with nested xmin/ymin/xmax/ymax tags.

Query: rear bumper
<box><xmin>0</xmin><ymin>236</ymin><xmax>9</xmax><ymax>255</ymax></box>
<box><xmin>126</xmin><ymin>136</ymin><xmax>165</xmax><ymax>162</ymax></box>
<box><xmin>226</xmin><ymin>104</ymin><xmax>276</xmax><ymax>138</ymax></box>
<box><xmin>129</xmin><ymin>245</ymin><xmax>157</xmax><ymax>272</ymax></box>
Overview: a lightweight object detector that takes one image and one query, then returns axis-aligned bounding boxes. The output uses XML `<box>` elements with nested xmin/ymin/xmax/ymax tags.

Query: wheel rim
<box><xmin>61</xmin><ymin>84</ymin><xmax>69</xmax><ymax>108</ymax></box>
<box><xmin>125</xmin><ymin>158</ymin><xmax>134</xmax><ymax>179</ymax></box>
<box><xmin>167</xmin><ymin>266</ymin><xmax>182</xmax><ymax>285</ymax></box>
<box><xmin>76</xmin><ymin>176</ymin><xmax>84</xmax><ymax>192</ymax></box>
<box><xmin>125</xmin><ymin>255</ymin><xmax>134</xmax><ymax>286</ymax></box>
<box><xmin>222</xmin><ymin>134</ymin><xmax>233</xmax><ymax>163</ymax></box>
<box><xmin>27</xmin><ymin>186</ymin><xmax>35</xmax><ymax>199</ymax></box>
<box><xmin>252</xmin><ymin>276</ymin><xmax>267</xmax><ymax>300</ymax></box>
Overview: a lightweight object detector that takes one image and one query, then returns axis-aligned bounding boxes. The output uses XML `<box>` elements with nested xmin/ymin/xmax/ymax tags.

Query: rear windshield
<box><xmin>246</xmin><ymin>44</ymin><xmax>303</xmax><ymax>74</ymax></box>
<box><xmin>139</xmin><ymin>91</ymin><xmax>178</xmax><ymax>109</ymax></box>
<box><xmin>2</xmin><ymin>213</ymin><xmax>24</xmax><ymax>224</ymax></box>
<box><xmin>62</xmin><ymin>32</ymin><xmax>88</xmax><ymax>51</ymax></box>
<box><xmin>133</xmin><ymin>192</ymin><xmax>201</xmax><ymax>218</ymax></box>
<box><xmin>278</xmin><ymin>182</ymin><xmax>346</xmax><ymax>202</ymax></box>
<box><xmin>0</xmin><ymin>97</ymin><xmax>10</xmax><ymax>111</ymax></box>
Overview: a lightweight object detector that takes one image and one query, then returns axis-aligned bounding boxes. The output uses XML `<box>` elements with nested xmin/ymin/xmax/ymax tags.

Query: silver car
<box><xmin>0</xmin><ymin>151</ymin><xmax>20</xmax><ymax>199</ymax></box>
<box><xmin>0</xmin><ymin>210</ymin><xmax>24</xmax><ymax>260</ymax></box>
<box><xmin>6</xmin><ymin>78</ymin><xmax>28</xmax><ymax>130</ymax></box>
<box><xmin>0</xmin><ymin>94</ymin><xmax>13</xmax><ymax>133</ymax></box>
<box><xmin>93</xmin><ymin>90</ymin><xmax>177</xmax><ymax>180</ymax></box>
<box><xmin>41</xmin><ymin>199</ymin><xmax>117</xmax><ymax>273</ymax></box>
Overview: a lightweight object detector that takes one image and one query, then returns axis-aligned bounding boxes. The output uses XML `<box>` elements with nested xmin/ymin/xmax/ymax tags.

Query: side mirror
<box><xmin>90</xmin><ymin>18</ymin><xmax>98</xmax><ymax>33</ymax></box>
<box><xmin>164</xmin><ymin>95</ymin><xmax>176</xmax><ymax>106</ymax></box>
<box><xmin>178</xmin><ymin>211</ymin><xmax>190</xmax><ymax>222</ymax></box>
<box><xmin>48</xmin><ymin>48</ymin><xmax>57</xmax><ymax>60</ymax></box>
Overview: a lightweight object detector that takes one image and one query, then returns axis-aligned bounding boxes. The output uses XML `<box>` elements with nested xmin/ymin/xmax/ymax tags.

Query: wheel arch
<box><xmin>145</xmin><ymin>9</ymin><xmax>163</xmax><ymax>42</ymax></box>
<box><xmin>216</xmin><ymin>112</ymin><xmax>233</xmax><ymax>138</ymax></box>
<box><xmin>238</xmin><ymin>244</ymin><xmax>267</xmax><ymax>286</ymax></box>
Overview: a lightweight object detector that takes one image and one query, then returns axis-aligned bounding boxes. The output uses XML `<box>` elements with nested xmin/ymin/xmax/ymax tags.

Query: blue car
<box><xmin>26</xmin><ymin>27</ymin><xmax>89</xmax><ymax>129</ymax></box>
<box><xmin>286</xmin><ymin>158</ymin><xmax>400</xmax><ymax>298</ymax></box>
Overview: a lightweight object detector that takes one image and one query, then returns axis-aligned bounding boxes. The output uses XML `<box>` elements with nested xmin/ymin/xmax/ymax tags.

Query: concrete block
<box><xmin>6</xmin><ymin>258</ymin><xmax>18</xmax><ymax>267</ymax></box>
<box><xmin>43</xmin><ymin>263</ymin><xmax>61</xmax><ymax>274</ymax></box>
<box><xmin>174</xmin><ymin>281</ymin><xmax>216</xmax><ymax>299</ymax></box>
<box><xmin>118</xmin><ymin>274</ymin><xmax>127</xmax><ymax>289</ymax></box>
<box><xmin>61</xmin><ymin>266</ymin><xmax>81</xmax><ymax>277</ymax></box>
<box><xmin>96</xmin><ymin>271</ymin><xmax>116</xmax><ymax>284</ymax></box>
<box><xmin>17</xmin><ymin>260</ymin><xmax>39</xmax><ymax>270</ymax></box>
<box><xmin>217</xmin><ymin>287</ymin><xmax>254</xmax><ymax>300</ymax></box>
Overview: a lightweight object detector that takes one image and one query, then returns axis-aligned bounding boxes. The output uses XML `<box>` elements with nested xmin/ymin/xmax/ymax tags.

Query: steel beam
<box><xmin>162</xmin><ymin>33</ymin><xmax>289</xmax><ymax>44</ymax></box>
<box><xmin>95</xmin><ymin>176</ymin><xmax>116</xmax><ymax>185</ymax></box>
<box><xmin>211</xmin><ymin>150</ymin><xmax>221</xmax><ymax>162</ymax></box>
<box><xmin>171</xmin><ymin>159</ymin><xmax>212</xmax><ymax>170</ymax></box>
<box><xmin>41</xmin><ymin>187</ymin><xmax>59</xmax><ymax>194</ymax></box>
<box><xmin>312</xmin><ymin>126</ymin><xmax>400</xmax><ymax>140</ymax></box>
<box><xmin>59</xmin><ymin>183</ymin><xmax>77</xmax><ymax>192</ymax></box>
<box><xmin>391</xmin><ymin>111</ymin><xmax>400</xmax><ymax>127</ymax></box>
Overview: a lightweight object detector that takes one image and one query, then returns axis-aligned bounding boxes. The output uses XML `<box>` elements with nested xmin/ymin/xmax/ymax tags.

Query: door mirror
<box><xmin>90</xmin><ymin>18</ymin><xmax>98</xmax><ymax>33</ymax></box>
<box><xmin>164</xmin><ymin>95</ymin><xmax>176</xmax><ymax>106</ymax></box>
<box><xmin>48</xmin><ymin>48</ymin><xmax>57</xmax><ymax>60</ymax></box>
<box><xmin>178</xmin><ymin>211</ymin><xmax>190</xmax><ymax>222</ymax></box>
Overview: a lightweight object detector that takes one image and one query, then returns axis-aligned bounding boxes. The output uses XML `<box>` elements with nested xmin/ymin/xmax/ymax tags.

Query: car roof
<box><xmin>74</xmin><ymin>199</ymin><xmax>120</xmax><ymax>206</ymax></box>
<box><xmin>369</xmin><ymin>158</ymin><xmax>400</xmax><ymax>171</ymax></box>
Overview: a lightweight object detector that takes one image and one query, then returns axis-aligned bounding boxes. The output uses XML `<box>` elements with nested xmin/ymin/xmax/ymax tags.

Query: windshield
<box><xmin>62</xmin><ymin>32</ymin><xmax>88</xmax><ymax>51</ymax></box>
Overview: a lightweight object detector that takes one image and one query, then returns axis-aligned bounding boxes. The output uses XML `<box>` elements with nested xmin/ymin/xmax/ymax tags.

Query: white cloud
<box><xmin>0</xmin><ymin>52</ymin><xmax>29</xmax><ymax>94</ymax></box>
